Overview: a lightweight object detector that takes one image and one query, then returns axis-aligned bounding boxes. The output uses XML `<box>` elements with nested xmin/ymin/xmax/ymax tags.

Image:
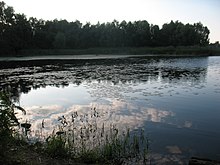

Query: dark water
<box><xmin>1</xmin><ymin>56</ymin><xmax>220</xmax><ymax>164</ymax></box>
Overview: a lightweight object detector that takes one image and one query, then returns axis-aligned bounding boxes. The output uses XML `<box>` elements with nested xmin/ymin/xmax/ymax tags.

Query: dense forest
<box><xmin>0</xmin><ymin>1</ymin><xmax>210</xmax><ymax>55</ymax></box>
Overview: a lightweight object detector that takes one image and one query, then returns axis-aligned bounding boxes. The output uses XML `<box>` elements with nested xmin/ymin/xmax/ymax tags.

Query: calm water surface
<box><xmin>0</xmin><ymin>56</ymin><xmax>220</xmax><ymax>164</ymax></box>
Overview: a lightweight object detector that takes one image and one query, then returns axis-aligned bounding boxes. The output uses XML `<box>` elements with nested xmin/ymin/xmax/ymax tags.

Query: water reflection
<box><xmin>0</xmin><ymin>57</ymin><xmax>208</xmax><ymax>102</ymax></box>
<box><xmin>1</xmin><ymin>56</ymin><xmax>220</xmax><ymax>164</ymax></box>
<box><xmin>17</xmin><ymin>98</ymin><xmax>175</xmax><ymax>139</ymax></box>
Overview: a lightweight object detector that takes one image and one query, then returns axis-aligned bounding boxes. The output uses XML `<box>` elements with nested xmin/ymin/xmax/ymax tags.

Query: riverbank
<box><xmin>1</xmin><ymin>46</ymin><xmax>220</xmax><ymax>58</ymax></box>
<box><xmin>3</xmin><ymin>141</ymin><xmax>220</xmax><ymax>165</ymax></box>
<box><xmin>1</xmin><ymin>55</ymin><xmax>220</xmax><ymax>164</ymax></box>
<box><xmin>0</xmin><ymin>46</ymin><xmax>220</xmax><ymax>61</ymax></box>
<box><xmin>20</xmin><ymin>46</ymin><xmax>220</xmax><ymax>56</ymax></box>
<box><xmin>0</xmin><ymin>140</ymin><xmax>74</xmax><ymax>165</ymax></box>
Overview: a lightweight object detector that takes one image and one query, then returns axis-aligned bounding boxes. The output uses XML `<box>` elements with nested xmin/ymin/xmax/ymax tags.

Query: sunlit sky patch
<box><xmin>4</xmin><ymin>0</ymin><xmax>220</xmax><ymax>42</ymax></box>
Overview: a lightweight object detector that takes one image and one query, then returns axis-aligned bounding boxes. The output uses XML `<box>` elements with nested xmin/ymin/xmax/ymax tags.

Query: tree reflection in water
<box><xmin>1</xmin><ymin>56</ymin><xmax>216</xmax><ymax>164</ymax></box>
<box><xmin>0</xmin><ymin>56</ymin><xmax>208</xmax><ymax>102</ymax></box>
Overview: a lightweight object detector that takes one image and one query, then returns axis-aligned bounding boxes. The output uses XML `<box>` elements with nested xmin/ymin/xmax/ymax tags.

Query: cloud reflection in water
<box><xmin>18</xmin><ymin>99</ymin><xmax>175</xmax><ymax>139</ymax></box>
<box><xmin>7</xmin><ymin>56</ymin><xmax>220</xmax><ymax>163</ymax></box>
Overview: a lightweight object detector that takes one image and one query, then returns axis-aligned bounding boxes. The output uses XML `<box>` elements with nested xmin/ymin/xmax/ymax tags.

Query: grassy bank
<box><xmin>0</xmin><ymin>92</ymin><xmax>149</xmax><ymax>164</ymax></box>
<box><xmin>18</xmin><ymin>46</ymin><xmax>220</xmax><ymax>56</ymax></box>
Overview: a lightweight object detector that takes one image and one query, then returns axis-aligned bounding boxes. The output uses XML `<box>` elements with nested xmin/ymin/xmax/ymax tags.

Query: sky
<box><xmin>3</xmin><ymin>0</ymin><xmax>220</xmax><ymax>43</ymax></box>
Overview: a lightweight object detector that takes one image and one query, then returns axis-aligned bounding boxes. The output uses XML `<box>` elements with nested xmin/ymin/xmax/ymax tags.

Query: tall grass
<box><xmin>0</xmin><ymin>93</ymin><xmax>149</xmax><ymax>164</ymax></box>
<box><xmin>44</xmin><ymin>107</ymin><xmax>149</xmax><ymax>164</ymax></box>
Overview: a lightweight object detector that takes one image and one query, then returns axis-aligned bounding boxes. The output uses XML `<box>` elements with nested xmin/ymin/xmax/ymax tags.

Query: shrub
<box><xmin>0</xmin><ymin>92</ymin><xmax>26</xmax><ymax>157</ymax></box>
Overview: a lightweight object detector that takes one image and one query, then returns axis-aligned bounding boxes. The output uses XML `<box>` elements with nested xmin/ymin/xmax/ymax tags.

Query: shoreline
<box><xmin>1</xmin><ymin>46</ymin><xmax>220</xmax><ymax>61</ymax></box>
<box><xmin>0</xmin><ymin>54</ymin><xmax>215</xmax><ymax>61</ymax></box>
<box><xmin>1</xmin><ymin>46</ymin><xmax>220</xmax><ymax>59</ymax></box>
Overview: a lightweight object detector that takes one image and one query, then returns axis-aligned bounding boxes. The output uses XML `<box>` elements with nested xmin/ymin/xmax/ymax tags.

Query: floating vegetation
<box><xmin>0</xmin><ymin>57</ymin><xmax>208</xmax><ymax>102</ymax></box>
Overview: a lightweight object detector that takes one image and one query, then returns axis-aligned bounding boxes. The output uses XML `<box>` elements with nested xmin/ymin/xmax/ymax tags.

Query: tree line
<box><xmin>0</xmin><ymin>1</ymin><xmax>210</xmax><ymax>55</ymax></box>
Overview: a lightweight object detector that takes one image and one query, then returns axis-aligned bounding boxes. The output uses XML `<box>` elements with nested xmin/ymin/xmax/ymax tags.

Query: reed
<box><xmin>44</xmin><ymin>107</ymin><xmax>149</xmax><ymax>164</ymax></box>
<box><xmin>0</xmin><ymin>93</ymin><xmax>149</xmax><ymax>164</ymax></box>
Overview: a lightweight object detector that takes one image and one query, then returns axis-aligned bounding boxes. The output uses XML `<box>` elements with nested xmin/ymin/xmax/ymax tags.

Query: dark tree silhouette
<box><xmin>0</xmin><ymin>1</ymin><xmax>210</xmax><ymax>55</ymax></box>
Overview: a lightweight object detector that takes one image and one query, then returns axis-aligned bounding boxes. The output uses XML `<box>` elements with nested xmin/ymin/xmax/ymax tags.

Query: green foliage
<box><xmin>45</xmin><ymin>134</ymin><xmax>68</xmax><ymax>158</ymax></box>
<box><xmin>0</xmin><ymin>1</ymin><xmax>211</xmax><ymax>55</ymax></box>
<box><xmin>0</xmin><ymin>92</ymin><xmax>149</xmax><ymax>164</ymax></box>
<box><xmin>53</xmin><ymin>32</ymin><xmax>66</xmax><ymax>49</ymax></box>
<box><xmin>43</xmin><ymin>108</ymin><xmax>149</xmax><ymax>164</ymax></box>
<box><xmin>160</xmin><ymin>21</ymin><xmax>210</xmax><ymax>47</ymax></box>
<box><xmin>0</xmin><ymin>1</ymin><xmax>32</xmax><ymax>54</ymax></box>
<box><xmin>0</xmin><ymin>92</ymin><xmax>26</xmax><ymax>158</ymax></box>
<box><xmin>0</xmin><ymin>92</ymin><xmax>25</xmax><ymax>139</ymax></box>
<box><xmin>79</xmin><ymin>149</ymin><xmax>100</xmax><ymax>164</ymax></box>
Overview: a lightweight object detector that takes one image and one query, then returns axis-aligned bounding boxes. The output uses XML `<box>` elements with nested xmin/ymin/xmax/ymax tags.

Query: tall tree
<box><xmin>53</xmin><ymin>32</ymin><xmax>66</xmax><ymax>49</ymax></box>
<box><xmin>150</xmin><ymin>24</ymin><xmax>160</xmax><ymax>46</ymax></box>
<box><xmin>0</xmin><ymin>1</ymin><xmax>211</xmax><ymax>55</ymax></box>
<box><xmin>193</xmin><ymin>22</ymin><xmax>210</xmax><ymax>46</ymax></box>
<box><xmin>0</xmin><ymin>1</ymin><xmax>15</xmax><ymax>54</ymax></box>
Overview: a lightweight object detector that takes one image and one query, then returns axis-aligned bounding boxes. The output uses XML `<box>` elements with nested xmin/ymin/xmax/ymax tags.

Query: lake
<box><xmin>0</xmin><ymin>55</ymin><xmax>220</xmax><ymax>164</ymax></box>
